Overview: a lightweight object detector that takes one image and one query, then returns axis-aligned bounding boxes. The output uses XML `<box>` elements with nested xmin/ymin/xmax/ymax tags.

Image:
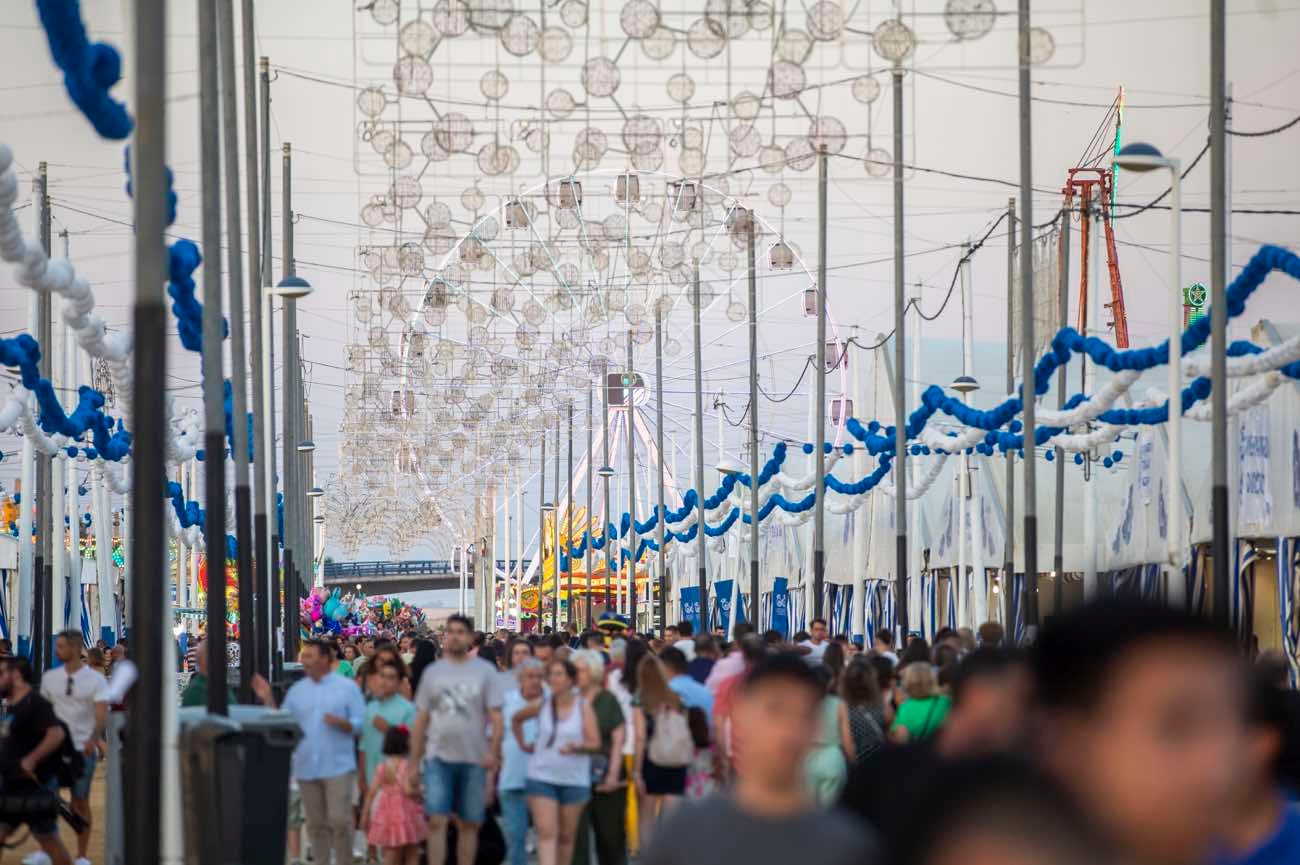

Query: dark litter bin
<box><xmin>180</xmin><ymin>706</ymin><xmax>301</xmax><ymax>865</ymax></box>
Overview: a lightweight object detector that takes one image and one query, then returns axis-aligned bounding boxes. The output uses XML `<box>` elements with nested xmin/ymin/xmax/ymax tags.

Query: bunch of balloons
<box><xmin>298</xmin><ymin>587</ymin><xmax>428</xmax><ymax>639</ymax></box>
<box><xmin>196</xmin><ymin>557</ymin><xmax>239</xmax><ymax>638</ymax></box>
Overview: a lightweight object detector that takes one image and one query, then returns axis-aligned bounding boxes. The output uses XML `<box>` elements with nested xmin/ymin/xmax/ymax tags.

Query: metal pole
<box><xmin>654</xmin><ymin>311</ymin><xmax>668</xmax><ymax>635</ymax></box>
<box><xmin>566</xmin><ymin>402</ymin><xmax>574</xmax><ymax>632</ymax></box>
<box><xmin>553</xmin><ymin>423</ymin><xmax>561</xmax><ymax>631</ymax></box>
<box><xmin>1209</xmin><ymin>0</ymin><xmax>1229</xmax><ymax>627</ymax></box>
<box><xmin>1166</xmin><ymin>162</ymin><xmax>1184</xmax><ymax>603</ymax></box>
<box><xmin>601</xmin><ymin>366</ymin><xmax>611</xmax><ymax>618</ymax></box>
<box><xmin>1004</xmin><ymin>198</ymin><xmax>1016</xmax><ymax>633</ymax></box>
<box><xmin>813</xmin><ymin>146</ymin><xmax>829</xmax><ymax>621</ymax></box>
<box><xmin>692</xmin><ymin>265</ymin><xmax>708</xmax><ymax>631</ymax></box>
<box><xmin>216</xmin><ymin>0</ymin><xmax>256</xmax><ymax>700</ymax></box>
<box><xmin>198</xmin><ymin>0</ymin><xmax>228</xmax><ymax>716</ymax></box>
<box><xmin>281</xmin><ymin>143</ymin><xmax>300</xmax><ymax>663</ymax></box>
<box><xmin>625</xmin><ymin>335</ymin><xmax>639</xmax><ymax>628</ymax></box>
<box><xmin>1017</xmin><ymin>0</ymin><xmax>1040</xmax><ymax>628</ymax></box>
<box><xmin>586</xmin><ymin>386</ymin><xmax>594</xmax><ymax>630</ymax></box>
<box><xmin>128</xmin><ymin>0</ymin><xmax>168</xmax><ymax>861</ymax></box>
<box><xmin>34</xmin><ymin>162</ymin><xmax>51</xmax><ymax>675</ymax></box>
<box><xmin>892</xmin><ymin>62</ymin><xmax>909</xmax><ymax>640</ymax></box>
<box><xmin>258</xmin><ymin>55</ymin><xmax>280</xmax><ymax>675</ymax></box>
<box><xmin>538</xmin><ymin>432</ymin><xmax>546</xmax><ymax>628</ymax></box>
<box><xmin>238</xmin><ymin>0</ymin><xmax>270</xmax><ymax>683</ymax></box>
<box><xmin>747</xmin><ymin>226</ymin><xmax>761</xmax><ymax>632</ymax></box>
<box><xmin>1053</xmin><ymin>205</ymin><xmax>1070</xmax><ymax>618</ymax></box>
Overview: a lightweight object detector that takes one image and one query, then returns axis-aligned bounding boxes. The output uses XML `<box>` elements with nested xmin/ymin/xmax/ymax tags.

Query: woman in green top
<box><xmin>571</xmin><ymin>648</ymin><xmax>627</xmax><ymax>865</ymax></box>
<box><xmin>803</xmin><ymin>664</ymin><xmax>855</xmax><ymax>805</ymax></box>
<box><xmin>890</xmin><ymin>661</ymin><xmax>951</xmax><ymax>743</ymax></box>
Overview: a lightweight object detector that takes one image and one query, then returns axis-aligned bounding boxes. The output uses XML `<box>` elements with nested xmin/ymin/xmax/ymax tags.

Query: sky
<box><xmin>1</xmin><ymin>0</ymin><xmax>1298</xmax><ymax>563</ymax></box>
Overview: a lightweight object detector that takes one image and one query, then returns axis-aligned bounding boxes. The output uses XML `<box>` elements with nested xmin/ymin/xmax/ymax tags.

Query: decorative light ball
<box><xmin>807</xmin><ymin>1</ymin><xmax>844</xmax><ymax>40</ymax></box>
<box><xmin>620</xmin><ymin>0</ymin><xmax>661</xmax><ymax>37</ymax></box>
<box><xmin>480</xmin><ymin>69</ymin><xmax>509</xmax><ymax>100</ymax></box>
<box><xmin>371</xmin><ymin>0</ymin><xmax>399</xmax><ymax>24</ymax></box>
<box><xmin>383</xmin><ymin>138</ymin><xmax>413</xmax><ymax>169</ymax></box>
<box><xmin>393</xmin><ymin>57</ymin><xmax>433</xmax><ymax>94</ymax></box>
<box><xmin>872</xmin><ymin>18</ymin><xmax>916</xmax><ymax>62</ymax></box>
<box><xmin>432</xmin><ymin>0</ymin><xmax>470</xmax><ymax>36</ymax></box>
<box><xmin>499</xmin><ymin>15</ymin><xmax>540</xmax><ymax>56</ymax></box>
<box><xmin>1027</xmin><ymin>27</ymin><xmax>1055</xmax><ymax>65</ymax></box>
<box><xmin>664</xmin><ymin>338</ymin><xmax>682</xmax><ymax>358</ymax></box>
<box><xmin>726</xmin><ymin>300</ymin><xmax>748</xmax><ymax>322</ymax></box>
<box><xmin>546</xmin><ymin>88</ymin><xmax>577</xmax><ymax>118</ymax></box>
<box><xmin>641</xmin><ymin>27</ymin><xmax>676</xmax><ymax>60</ymax></box>
<box><xmin>729</xmin><ymin>124</ymin><xmax>763</xmax><ymax>158</ymax></box>
<box><xmin>687</xmin><ymin>18</ymin><xmax>726</xmax><ymax>59</ymax></box>
<box><xmin>851</xmin><ymin>75</ymin><xmax>882</xmax><ymax>104</ymax></box>
<box><xmin>769</xmin><ymin>61</ymin><xmax>806</xmax><ymax>99</ymax></box>
<box><xmin>461</xmin><ymin>185</ymin><xmax>485</xmax><ymax>212</ymax></box>
<box><xmin>785</xmin><ymin>136</ymin><xmax>816</xmax><ymax>171</ymax></box>
<box><xmin>560</xmin><ymin>0</ymin><xmax>587</xmax><ymax>27</ymax></box>
<box><xmin>706</xmin><ymin>0</ymin><xmax>750</xmax><ymax>38</ymax></box>
<box><xmin>399</xmin><ymin>19</ymin><xmax>437</xmax><ymax>55</ymax></box>
<box><xmin>944</xmin><ymin>0</ymin><xmax>996</xmax><ymax>41</ymax></box>
<box><xmin>864</xmin><ymin>147</ymin><xmax>891</xmax><ymax>177</ymax></box>
<box><xmin>581</xmin><ymin>57</ymin><xmax>621</xmax><ymax>97</ymax></box>
<box><xmin>666</xmin><ymin>73</ymin><xmax>696</xmax><ymax>104</ymax></box>
<box><xmin>357</xmin><ymin>86</ymin><xmax>386</xmax><ymax>118</ymax></box>
<box><xmin>776</xmin><ymin>28</ymin><xmax>813</xmax><ymax>64</ymax></box>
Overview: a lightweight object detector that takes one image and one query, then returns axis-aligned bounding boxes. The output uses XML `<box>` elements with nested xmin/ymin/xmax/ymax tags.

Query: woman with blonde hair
<box><xmin>889</xmin><ymin>661</ymin><xmax>950</xmax><ymax>743</ymax></box>
<box><xmin>571</xmin><ymin>649</ymin><xmax>627</xmax><ymax>865</ymax></box>
<box><xmin>632</xmin><ymin>655</ymin><xmax>689</xmax><ymax>847</ymax></box>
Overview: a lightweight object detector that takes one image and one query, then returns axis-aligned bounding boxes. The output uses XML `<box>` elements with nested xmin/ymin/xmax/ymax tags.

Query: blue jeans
<box><xmin>71</xmin><ymin>752</ymin><xmax>97</xmax><ymax>801</ymax></box>
<box><xmin>423</xmin><ymin>757</ymin><xmax>487</xmax><ymax>823</ymax></box>
<box><xmin>499</xmin><ymin>788</ymin><xmax>530</xmax><ymax>865</ymax></box>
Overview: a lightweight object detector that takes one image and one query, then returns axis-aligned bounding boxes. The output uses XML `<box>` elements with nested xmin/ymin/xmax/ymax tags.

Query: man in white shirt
<box><xmin>798</xmin><ymin>617</ymin><xmax>830</xmax><ymax>664</ymax></box>
<box><xmin>672</xmin><ymin>620</ymin><xmax>697</xmax><ymax>661</ymax></box>
<box><xmin>37</xmin><ymin>630</ymin><xmax>109</xmax><ymax>865</ymax></box>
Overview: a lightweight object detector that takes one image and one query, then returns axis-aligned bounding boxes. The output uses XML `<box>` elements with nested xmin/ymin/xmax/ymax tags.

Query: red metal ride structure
<box><xmin>1061</xmin><ymin>167</ymin><xmax>1130</xmax><ymax>349</ymax></box>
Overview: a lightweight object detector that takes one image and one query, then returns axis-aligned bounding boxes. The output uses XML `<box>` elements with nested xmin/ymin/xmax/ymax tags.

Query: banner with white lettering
<box><xmin>678</xmin><ymin>586</ymin><xmax>702</xmax><ymax>634</ymax></box>
<box><xmin>1238</xmin><ymin>404</ymin><xmax>1273</xmax><ymax>529</ymax></box>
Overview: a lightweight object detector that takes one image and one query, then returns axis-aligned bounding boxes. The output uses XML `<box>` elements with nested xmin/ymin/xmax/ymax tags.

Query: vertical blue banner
<box><xmin>770</xmin><ymin>577</ymin><xmax>789</xmax><ymax>637</ymax></box>
<box><xmin>679</xmin><ymin>585</ymin><xmax>702</xmax><ymax>634</ymax></box>
<box><xmin>712</xmin><ymin>580</ymin><xmax>748</xmax><ymax>633</ymax></box>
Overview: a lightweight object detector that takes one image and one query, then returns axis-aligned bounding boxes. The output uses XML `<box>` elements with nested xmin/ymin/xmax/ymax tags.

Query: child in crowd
<box><xmin>361</xmin><ymin>725</ymin><xmax>427</xmax><ymax>865</ymax></box>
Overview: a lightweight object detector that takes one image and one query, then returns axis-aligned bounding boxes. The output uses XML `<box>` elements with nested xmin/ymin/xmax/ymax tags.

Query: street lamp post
<box><xmin>1116</xmin><ymin>142</ymin><xmax>1184</xmax><ymax>604</ymax></box>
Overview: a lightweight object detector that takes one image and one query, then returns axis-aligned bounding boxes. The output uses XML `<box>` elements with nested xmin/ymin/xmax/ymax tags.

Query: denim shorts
<box><xmin>423</xmin><ymin>757</ymin><xmax>487</xmax><ymax>824</ymax></box>
<box><xmin>524</xmin><ymin>779</ymin><xmax>590</xmax><ymax>806</ymax></box>
<box><xmin>70</xmin><ymin>752</ymin><xmax>97</xmax><ymax>801</ymax></box>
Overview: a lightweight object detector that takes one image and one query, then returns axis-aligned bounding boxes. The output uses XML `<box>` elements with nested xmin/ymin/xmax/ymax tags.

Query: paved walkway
<box><xmin>6</xmin><ymin>772</ymin><xmax>105</xmax><ymax>863</ymax></box>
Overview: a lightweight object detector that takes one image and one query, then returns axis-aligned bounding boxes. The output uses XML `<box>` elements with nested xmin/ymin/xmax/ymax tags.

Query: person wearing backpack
<box><xmin>36</xmin><ymin>631</ymin><xmax>108</xmax><ymax>865</ymax></box>
<box><xmin>632</xmin><ymin>657</ymin><xmax>691</xmax><ymax>848</ymax></box>
<box><xmin>0</xmin><ymin>657</ymin><xmax>73</xmax><ymax>865</ymax></box>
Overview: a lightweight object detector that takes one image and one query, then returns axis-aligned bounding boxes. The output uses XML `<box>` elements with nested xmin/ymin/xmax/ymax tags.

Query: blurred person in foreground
<box><xmin>1213</xmin><ymin>675</ymin><xmax>1300</xmax><ymax>865</ymax></box>
<box><xmin>1033</xmin><ymin>598</ymin><xmax>1248</xmax><ymax>865</ymax></box>
<box><xmin>840</xmin><ymin>647</ymin><xmax>1031</xmax><ymax>858</ymax></box>
<box><xmin>641</xmin><ymin>653</ymin><xmax>874</xmax><ymax>865</ymax></box>
<box><xmin>893</xmin><ymin>755</ymin><xmax>1111</xmax><ymax>865</ymax></box>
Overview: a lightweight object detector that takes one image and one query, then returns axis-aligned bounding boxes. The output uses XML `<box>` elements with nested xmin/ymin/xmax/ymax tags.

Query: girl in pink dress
<box><xmin>361</xmin><ymin>725</ymin><xmax>428</xmax><ymax>864</ymax></box>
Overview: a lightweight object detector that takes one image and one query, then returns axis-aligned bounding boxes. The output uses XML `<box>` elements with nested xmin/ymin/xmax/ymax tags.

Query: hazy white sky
<box><xmin>1</xmin><ymin>1</ymin><xmax>1297</xmax><ymax>561</ymax></box>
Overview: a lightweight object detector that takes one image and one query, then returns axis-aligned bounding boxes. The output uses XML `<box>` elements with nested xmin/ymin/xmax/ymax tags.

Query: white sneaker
<box><xmin>21</xmin><ymin>852</ymin><xmax>51</xmax><ymax>865</ymax></box>
<box><xmin>75</xmin><ymin>858</ymin><xmax>93</xmax><ymax>865</ymax></box>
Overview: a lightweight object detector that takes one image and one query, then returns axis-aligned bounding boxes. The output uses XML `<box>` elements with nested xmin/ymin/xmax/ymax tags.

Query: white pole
<box><xmin>1082</xmin><ymin>202</ymin><xmax>1100</xmax><ymax>599</ymax></box>
<box><xmin>515</xmin><ymin>481</ymin><xmax>524</xmax><ymax>629</ymax></box>
<box><xmin>1167</xmin><ymin>161</ymin><xmax>1185</xmax><ymax>603</ymax></box>
<box><xmin>17</xmin><ymin>178</ymin><xmax>40</xmax><ymax>657</ymax></box>
<box><xmin>909</xmin><ymin>288</ymin><xmax>922</xmax><ymax>630</ymax></box>
<box><xmin>957</xmin><ymin>246</ymin><xmax>972</xmax><ymax>627</ymax></box>
<box><xmin>93</xmin><ymin>469</ymin><xmax>110</xmax><ymax>642</ymax></box>
<box><xmin>50</xmin><ymin>298</ymin><xmax>66</xmax><ymax>637</ymax></box>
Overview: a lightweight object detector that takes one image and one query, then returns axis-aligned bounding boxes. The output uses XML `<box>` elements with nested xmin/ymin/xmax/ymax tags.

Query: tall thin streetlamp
<box><xmin>1115</xmin><ymin>142</ymin><xmax>1184</xmax><ymax>603</ymax></box>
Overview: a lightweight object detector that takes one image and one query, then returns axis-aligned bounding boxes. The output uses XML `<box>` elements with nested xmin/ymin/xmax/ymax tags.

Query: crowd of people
<box><xmin>242</xmin><ymin>599</ymin><xmax>1300</xmax><ymax>865</ymax></box>
<box><xmin>0</xmin><ymin>632</ymin><xmax>134</xmax><ymax>865</ymax></box>
<box><xmin>1</xmin><ymin>598</ymin><xmax>1297</xmax><ymax>865</ymax></box>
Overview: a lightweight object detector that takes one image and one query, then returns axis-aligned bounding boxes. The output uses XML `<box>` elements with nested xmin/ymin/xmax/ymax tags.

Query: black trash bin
<box><xmin>180</xmin><ymin>706</ymin><xmax>301</xmax><ymax>865</ymax></box>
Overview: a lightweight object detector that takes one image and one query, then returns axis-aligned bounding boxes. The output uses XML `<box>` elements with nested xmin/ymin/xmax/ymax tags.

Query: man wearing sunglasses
<box><xmin>33</xmin><ymin>631</ymin><xmax>107</xmax><ymax>865</ymax></box>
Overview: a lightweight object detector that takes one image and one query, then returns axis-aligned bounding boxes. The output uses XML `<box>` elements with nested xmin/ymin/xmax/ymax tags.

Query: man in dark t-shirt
<box><xmin>642</xmin><ymin>653</ymin><xmax>875</xmax><ymax>865</ymax></box>
<box><xmin>0</xmin><ymin>656</ymin><xmax>72</xmax><ymax>864</ymax></box>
